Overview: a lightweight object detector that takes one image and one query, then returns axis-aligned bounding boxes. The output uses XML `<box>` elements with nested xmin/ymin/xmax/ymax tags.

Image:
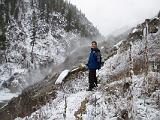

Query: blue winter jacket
<box><xmin>87</xmin><ymin>48</ymin><xmax>101</xmax><ymax>70</ymax></box>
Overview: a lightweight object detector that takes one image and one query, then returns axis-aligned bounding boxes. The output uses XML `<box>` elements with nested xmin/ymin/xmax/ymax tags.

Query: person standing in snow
<box><xmin>86</xmin><ymin>41</ymin><xmax>102</xmax><ymax>91</ymax></box>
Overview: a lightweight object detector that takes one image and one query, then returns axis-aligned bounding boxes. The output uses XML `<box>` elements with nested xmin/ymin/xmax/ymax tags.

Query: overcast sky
<box><xmin>69</xmin><ymin>0</ymin><xmax>160</xmax><ymax>36</ymax></box>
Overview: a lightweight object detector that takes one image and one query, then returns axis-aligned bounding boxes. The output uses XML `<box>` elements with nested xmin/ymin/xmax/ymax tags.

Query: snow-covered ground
<box><xmin>15</xmin><ymin>72</ymin><xmax>160</xmax><ymax>120</ymax></box>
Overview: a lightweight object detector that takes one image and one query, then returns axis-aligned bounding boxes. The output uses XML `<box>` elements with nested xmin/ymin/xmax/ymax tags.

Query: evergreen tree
<box><xmin>30</xmin><ymin>10</ymin><xmax>38</xmax><ymax>63</ymax></box>
<box><xmin>0</xmin><ymin>3</ymin><xmax>7</xmax><ymax>50</ymax></box>
<box><xmin>65</xmin><ymin>7</ymin><xmax>73</xmax><ymax>32</ymax></box>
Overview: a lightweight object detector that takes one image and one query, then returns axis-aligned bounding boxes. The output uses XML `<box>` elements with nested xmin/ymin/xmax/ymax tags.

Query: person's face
<box><xmin>91</xmin><ymin>42</ymin><xmax>97</xmax><ymax>48</ymax></box>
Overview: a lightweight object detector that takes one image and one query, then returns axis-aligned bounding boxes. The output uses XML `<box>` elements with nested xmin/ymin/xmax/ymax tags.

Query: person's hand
<box><xmin>85</xmin><ymin>65</ymin><xmax>88</xmax><ymax>70</ymax></box>
<box><xmin>80</xmin><ymin>63</ymin><xmax>88</xmax><ymax>70</ymax></box>
<box><xmin>79</xmin><ymin>63</ymin><xmax>88</xmax><ymax>70</ymax></box>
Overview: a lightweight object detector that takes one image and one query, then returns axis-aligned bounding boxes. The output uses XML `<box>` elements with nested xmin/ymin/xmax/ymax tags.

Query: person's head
<box><xmin>91</xmin><ymin>41</ymin><xmax>97</xmax><ymax>48</ymax></box>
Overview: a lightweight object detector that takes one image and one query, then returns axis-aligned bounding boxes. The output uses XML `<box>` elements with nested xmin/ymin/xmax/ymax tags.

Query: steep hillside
<box><xmin>0</xmin><ymin>0</ymin><xmax>101</xmax><ymax>99</ymax></box>
<box><xmin>0</xmin><ymin>13</ymin><xmax>159</xmax><ymax>120</ymax></box>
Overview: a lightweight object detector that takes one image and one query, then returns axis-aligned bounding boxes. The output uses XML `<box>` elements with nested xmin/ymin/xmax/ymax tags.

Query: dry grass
<box><xmin>74</xmin><ymin>98</ymin><xmax>89</xmax><ymax>120</ymax></box>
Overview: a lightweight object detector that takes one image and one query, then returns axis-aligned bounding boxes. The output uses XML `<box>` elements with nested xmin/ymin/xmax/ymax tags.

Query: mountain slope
<box><xmin>0</xmin><ymin>0</ymin><xmax>101</xmax><ymax>98</ymax></box>
<box><xmin>0</xmin><ymin>13</ymin><xmax>160</xmax><ymax>120</ymax></box>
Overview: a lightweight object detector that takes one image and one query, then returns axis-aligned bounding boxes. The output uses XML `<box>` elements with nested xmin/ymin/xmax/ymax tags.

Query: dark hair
<box><xmin>91</xmin><ymin>41</ymin><xmax>97</xmax><ymax>45</ymax></box>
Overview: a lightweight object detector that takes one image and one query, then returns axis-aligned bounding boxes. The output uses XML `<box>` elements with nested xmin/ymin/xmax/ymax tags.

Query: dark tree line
<box><xmin>0</xmin><ymin>0</ymin><xmax>20</xmax><ymax>51</ymax></box>
<box><xmin>34</xmin><ymin>0</ymin><xmax>94</xmax><ymax>37</ymax></box>
<box><xmin>0</xmin><ymin>0</ymin><xmax>99</xmax><ymax>52</ymax></box>
<box><xmin>0</xmin><ymin>2</ymin><xmax>7</xmax><ymax>50</ymax></box>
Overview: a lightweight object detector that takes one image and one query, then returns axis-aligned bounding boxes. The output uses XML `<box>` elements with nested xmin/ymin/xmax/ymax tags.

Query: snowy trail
<box><xmin>15</xmin><ymin>67</ymin><xmax>106</xmax><ymax>120</ymax></box>
<box><xmin>15</xmin><ymin>60</ymin><xmax>160</xmax><ymax>120</ymax></box>
<box><xmin>15</xmin><ymin>70</ymin><xmax>160</xmax><ymax>120</ymax></box>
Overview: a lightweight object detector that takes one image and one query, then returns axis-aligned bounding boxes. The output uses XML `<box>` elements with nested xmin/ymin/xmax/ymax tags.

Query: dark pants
<box><xmin>88</xmin><ymin>70</ymin><xmax>97</xmax><ymax>90</ymax></box>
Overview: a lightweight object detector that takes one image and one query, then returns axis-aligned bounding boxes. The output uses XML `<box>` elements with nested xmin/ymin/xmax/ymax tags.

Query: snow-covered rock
<box><xmin>55</xmin><ymin>70</ymin><xmax>70</xmax><ymax>84</ymax></box>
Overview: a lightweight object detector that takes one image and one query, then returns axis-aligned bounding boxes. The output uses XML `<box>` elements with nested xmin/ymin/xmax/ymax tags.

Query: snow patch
<box><xmin>0</xmin><ymin>88</ymin><xmax>19</xmax><ymax>103</ymax></box>
<box><xmin>66</xmin><ymin>91</ymin><xmax>89</xmax><ymax>120</ymax></box>
<box><xmin>55</xmin><ymin>70</ymin><xmax>70</xmax><ymax>84</ymax></box>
